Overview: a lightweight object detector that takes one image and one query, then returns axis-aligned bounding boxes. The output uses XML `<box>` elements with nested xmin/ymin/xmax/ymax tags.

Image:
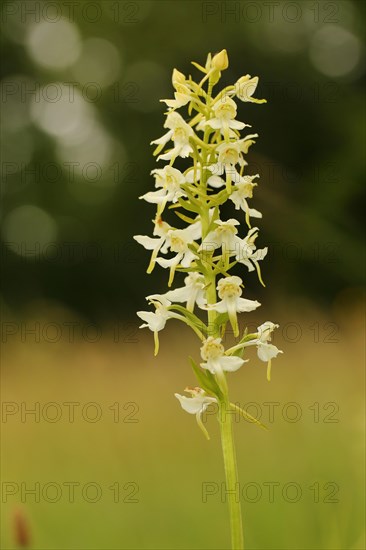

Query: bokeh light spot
<box><xmin>26</xmin><ymin>19</ymin><xmax>81</xmax><ymax>70</ymax></box>
<box><xmin>30</xmin><ymin>84</ymin><xmax>95</xmax><ymax>141</ymax></box>
<box><xmin>56</xmin><ymin>125</ymin><xmax>113</xmax><ymax>175</ymax></box>
<box><xmin>309</xmin><ymin>25</ymin><xmax>362</xmax><ymax>77</ymax></box>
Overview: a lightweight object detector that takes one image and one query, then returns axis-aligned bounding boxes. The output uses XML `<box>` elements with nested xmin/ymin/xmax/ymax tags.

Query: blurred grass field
<box><xmin>1</xmin><ymin>295</ymin><xmax>365</xmax><ymax>550</ymax></box>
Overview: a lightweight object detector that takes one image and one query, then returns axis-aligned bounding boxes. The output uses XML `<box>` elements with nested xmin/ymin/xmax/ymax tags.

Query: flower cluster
<box><xmin>134</xmin><ymin>50</ymin><xmax>282</xmax><ymax>437</ymax></box>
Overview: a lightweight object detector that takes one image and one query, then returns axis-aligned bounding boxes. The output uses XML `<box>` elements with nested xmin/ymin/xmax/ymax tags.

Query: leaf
<box><xmin>191</xmin><ymin>61</ymin><xmax>207</xmax><ymax>73</ymax></box>
<box><xmin>189</xmin><ymin>357</ymin><xmax>222</xmax><ymax>398</ymax></box>
<box><xmin>169</xmin><ymin>305</ymin><xmax>208</xmax><ymax>334</ymax></box>
<box><xmin>208</xmin><ymin>195</ymin><xmax>228</xmax><ymax>208</ymax></box>
<box><xmin>194</xmin><ymin>258</ymin><xmax>210</xmax><ymax>276</ymax></box>
<box><xmin>177</xmin><ymin>197</ymin><xmax>200</xmax><ymax>213</ymax></box>
<box><xmin>211</xmin><ymin>312</ymin><xmax>229</xmax><ymax>336</ymax></box>
<box><xmin>175</xmin><ymin>266</ymin><xmax>201</xmax><ymax>273</ymax></box>
<box><xmin>205</xmin><ymin>207</ymin><xmax>220</xmax><ymax>234</ymax></box>
<box><xmin>174</xmin><ymin>211</ymin><xmax>197</xmax><ymax>224</ymax></box>
<box><xmin>206</xmin><ymin>371</ymin><xmax>223</xmax><ymax>399</ymax></box>
<box><xmin>208</xmin><ymin>191</ymin><xmax>230</xmax><ymax>207</ymax></box>
<box><xmin>213</xmin><ymin>260</ymin><xmax>238</xmax><ymax>276</ymax></box>
<box><xmin>182</xmin><ymin>182</ymin><xmax>208</xmax><ymax>199</ymax></box>
<box><xmin>179</xmin><ymin>185</ymin><xmax>202</xmax><ymax>206</ymax></box>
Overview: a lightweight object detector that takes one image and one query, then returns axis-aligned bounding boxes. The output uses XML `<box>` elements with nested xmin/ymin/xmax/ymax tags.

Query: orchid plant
<box><xmin>134</xmin><ymin>49</ymin><xmax>282</xmax><ymax>550</ymax></box>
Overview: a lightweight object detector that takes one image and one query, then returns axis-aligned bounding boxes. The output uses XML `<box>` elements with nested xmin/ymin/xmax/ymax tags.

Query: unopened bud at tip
<box><xmin>212</xmin><ymin>49</ymin><xmax>229</xmax><ymax>71</ymax></box>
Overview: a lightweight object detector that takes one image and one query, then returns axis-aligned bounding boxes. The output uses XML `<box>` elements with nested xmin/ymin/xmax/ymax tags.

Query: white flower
<box><xmin>137</xmin><ymin>295</ymin><xmax>171</xmax><ymax>332</ymax></box>
<box><xmin>139</xmin><ymin>166</ymin><xmax>185</xmax><ymax>209</ymax></box>
<box><xmin>175</xmin><ymin>387</ymin><xmax>218</xmax><ymax>439</ymax></box>
<box><xmin>137</xmin><ymin>295</ymin><xmax>176</xmax><ymax>355</ymax></box>
<box><xmin>161</xmin><ymin>69</ymin><xmax>192</xmax><ymax>109</ymax></box>
<box><xmin>151</xmin><ymin>112</ymin><xmax>194</xmax><ymax>161</ymax></box>
<box><xmin>215</xmin><ymin>141</ymin><xmax>242</xmax><ymax>168</ymax></box>
<box><xmin>243</xmin><ymin>321</ymin><xmax>283</xmax><ymax>381</ymax></box>
<box><xmin>228</xmin><ymin>174</ymin><xmax>262</xmax><ymax>226</ymax></box>
<box><xmin>204</xmin><ymin>97</ymin><xmax>248</xmax><ymax>137</ymax></box>
<box><xmin>235</xmin><ymin>227</ymin><xmax>268</xmax><ymax>285</ymax></box>
<box><xmin>208</xmin><ymin>135</ymin><xmax>258</xmax><ymax>191</ymax></box>
<box><xmin>156</xmin><ymin>220</ymin><xmax>201</xmax><ymax>286</ymax></box>
<box><xmin>234</xmin><ymin>75</ymin><xmax>266</xmax><ymax>104</ymax></box>
<box><xmin>217</xmin><ymin>136</ymin><xmax>258</xmax><ymax>165</ymax></box>
<box><xmin>161</xmin><ymin>272</ymin><xmax>206</xmax><ymax>312</ymax></box>
<box><xmin>202</xmin><ymin>276</ymin><xmax>260</xmax><ymax>336</ymax></box>
<box><xmin>255</xmin><ymin>322</ymin><xmax>283</xmax><ymax>362</ymax></box>
<box><xmin>134</xmin><ymin>216</ymin><xmax>173</xmax><ymax>273</ymax></box>
<box><xmin>200</xmin><ymin>336</ymin><xmax>247</xmax><ymax>375</ymax></box>
<box><xmin>201</xmin><ymin>218</ymin><xmax>240</xmax><ymax>260</ymax></box>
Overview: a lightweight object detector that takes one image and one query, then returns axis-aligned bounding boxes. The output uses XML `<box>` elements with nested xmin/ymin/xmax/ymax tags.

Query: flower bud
<box><xmin>212</xmin><ymin>49</ymin><xmax>229</xmax><ymax>71</ymax></box>
<box><xmin>172</xmin><ymin>68</ymin><xmax>186</xmax><ymax>85</ymax></box>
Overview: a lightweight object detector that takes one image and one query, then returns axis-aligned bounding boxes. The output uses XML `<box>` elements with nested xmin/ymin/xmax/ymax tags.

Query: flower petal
<box><xmin>235</xmin><ymin>297</ymin><xmax>261</xmax><ymax>312</ymax></box>
<box><xmin>174</xmin><ymin>393</ymin><xmax>215</xmax><ymax>414</ymax></box>
<box><xmin>257</xmin><ymin>343</ymin><xmax>283</xmax><ymax>362</ymax></box>
<box><xmin>136</xmin><ymin>311</ymin><xmax>167</xmax><ymax>332</ymax></box>
<box><xmin>134</xmin><ymin>235</ymin><xmax>162</xmax><ymax>250</ymax></box>
<box><xmin>220</xmin><ymin>355</ymin><xmax>247</xmax><ymax>372</ymax></box>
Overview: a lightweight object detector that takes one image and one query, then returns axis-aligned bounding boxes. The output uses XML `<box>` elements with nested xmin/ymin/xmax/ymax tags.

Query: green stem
<box><xmin>219</xmin><ymin>394</ymin><xmax>244</xmax><ymax>550</ymax></box>
<box><xmin>205</xmin><ymin>271</ymin><xmax>217</xmax><ymax>336</ymax></box>
<box><xmin>199</xmin><ymin>73</ymin><xmax>244</xmax><ymax>549</ymax></box>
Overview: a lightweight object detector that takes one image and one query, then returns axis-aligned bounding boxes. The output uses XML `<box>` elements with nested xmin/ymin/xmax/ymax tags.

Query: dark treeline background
<box><xmin>1</xmin><ymin>0</ymin><xmax>365</xmax><ymax>321</ymax></box>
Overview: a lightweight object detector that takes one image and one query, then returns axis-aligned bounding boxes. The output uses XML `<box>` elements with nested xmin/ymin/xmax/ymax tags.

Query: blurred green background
<box><xmin>1</xmin><ymin>0</ymin><xmax>365</xmax><ymax>549</ymax></box>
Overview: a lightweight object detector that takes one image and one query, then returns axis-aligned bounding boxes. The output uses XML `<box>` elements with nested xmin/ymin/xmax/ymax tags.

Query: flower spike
<box><xmin>134</xmin><ymin>50</ymin><xmax>283</xmax><ymax>550</ymax></box>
